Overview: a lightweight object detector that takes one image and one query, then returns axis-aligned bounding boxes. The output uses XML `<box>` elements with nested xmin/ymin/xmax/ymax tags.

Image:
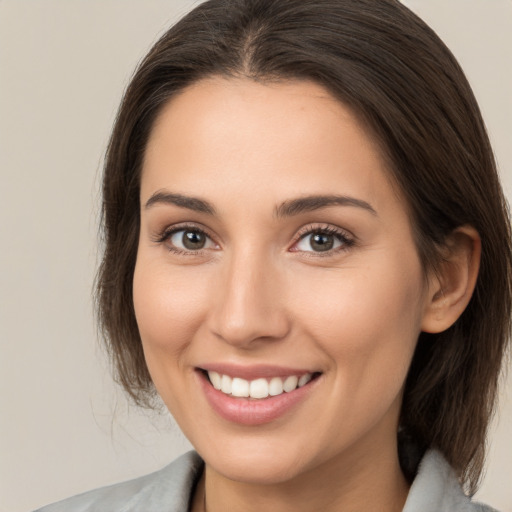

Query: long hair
<box><xmin>96</xmin><ymin>0</ymin><xmax>512</xmax><ymax>493</ymax></box>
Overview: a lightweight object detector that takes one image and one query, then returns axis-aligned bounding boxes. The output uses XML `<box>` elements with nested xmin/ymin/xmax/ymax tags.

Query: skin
<box><xmin>133</xmin><ymin>77</ymin><xmax>480</xmax><ymax>512</ymax></box>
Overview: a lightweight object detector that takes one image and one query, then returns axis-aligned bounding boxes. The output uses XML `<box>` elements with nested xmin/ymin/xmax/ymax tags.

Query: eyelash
<box><xmin>154</xmin><ymin>223</ymin><xmax>355</xmax><ymax>256</ymax></box>
<box><xmin>292</xmin><ymin>224</ymin><xmax>355</xmax><ymax>257</ymax></box>
<box><xmin>154</xmin><ymin>223</ymin><xmax>216</xmax><ymax>256</ymax></box>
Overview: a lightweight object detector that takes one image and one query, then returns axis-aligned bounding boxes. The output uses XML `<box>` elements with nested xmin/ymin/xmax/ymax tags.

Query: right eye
<box><xmin>166</xmin><ymin>228</ymin><xmax>217</xmax><ymax>252</ymax></box>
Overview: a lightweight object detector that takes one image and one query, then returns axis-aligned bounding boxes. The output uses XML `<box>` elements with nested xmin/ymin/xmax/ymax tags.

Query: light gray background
<box><xmin>0</xmin><ymin>1</ymin><xmax>510</xmax><ymax>511</ymax></box>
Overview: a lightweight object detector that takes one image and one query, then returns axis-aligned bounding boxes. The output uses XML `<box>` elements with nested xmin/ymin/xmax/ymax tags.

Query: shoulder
<box><xmin>403</xmin><ymin>450</ymin><xmax>499</xmax><ymax>512</ymax></box>
<box><xmin>33</xmin><ymin>451</ymin><xmax>204</xmax><ymax>512</ymax></box>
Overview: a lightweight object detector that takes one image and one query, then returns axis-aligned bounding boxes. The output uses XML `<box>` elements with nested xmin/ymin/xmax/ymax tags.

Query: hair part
<box><xmin>96</xmin><ymin>0</ymin><xmax>512</xmax><ymax>493</ymax></box>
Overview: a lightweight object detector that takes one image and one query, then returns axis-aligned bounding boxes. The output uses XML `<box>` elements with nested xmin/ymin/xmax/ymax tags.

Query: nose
<box><xmin>207</xmin><ymin>248</ymin><xmax>291</xmax><ymax>348</ymax></box>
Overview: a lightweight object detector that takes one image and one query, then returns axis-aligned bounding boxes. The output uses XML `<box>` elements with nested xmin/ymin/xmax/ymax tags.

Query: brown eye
<box><xmin>310</xmin><ymin>233</ymin><xmax>334</xmax><ymax>251</ymax></box>
<box><xmin>182</xmin><ymin>230</ymin><xmax>206</xmax><ymax>250</ymax></box>
<box><xmin>293</xmin><ymin>227</ymin><xmax>354</xmax><ymax>254</ymax></box>
<box><xmin>295</xmin><ymin>231</ymin><xmax>343</xmax><ymax>252</ymax></box>
<box><xmin>168</xmin><ymin>228</ymin><xmax>216</xmax><ymax>252</ymax></box>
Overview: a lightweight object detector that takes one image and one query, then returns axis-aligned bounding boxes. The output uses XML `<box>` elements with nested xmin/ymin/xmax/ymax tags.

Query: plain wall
<box><xmin>0</xmin><ymin>1</ymin><xmax>510</xmax><ymax>511</ymax></box>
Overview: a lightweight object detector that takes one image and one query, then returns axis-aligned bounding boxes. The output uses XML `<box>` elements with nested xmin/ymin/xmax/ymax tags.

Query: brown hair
<box><xmin>96</xmin><ymin>0</ymin><xmax>512</xmax><ymax>493</ymax></box>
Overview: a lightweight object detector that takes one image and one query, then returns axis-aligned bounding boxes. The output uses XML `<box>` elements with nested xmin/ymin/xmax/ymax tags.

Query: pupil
<box><xmin>311</xmin><ymin>233</ymin><xmax>334</xmax><ymax>252</ymax></box>
<box><xmin>183</xmin><ymin>231</ymin><xmax>205</xmax><ymax>250</ymax></box>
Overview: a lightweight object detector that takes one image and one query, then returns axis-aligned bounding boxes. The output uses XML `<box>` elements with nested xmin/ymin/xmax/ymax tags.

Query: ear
<box><xmin>421</xmin><ymin>226</ymin><xmax>481</xmax><ymax>333</ymax></box>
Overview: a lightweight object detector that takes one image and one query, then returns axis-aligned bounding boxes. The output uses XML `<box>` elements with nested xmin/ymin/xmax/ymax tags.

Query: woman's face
<box><xmin>134</xmin><ymin>77</ymin><xmax>432</xmax><ymax>484</ymax></box>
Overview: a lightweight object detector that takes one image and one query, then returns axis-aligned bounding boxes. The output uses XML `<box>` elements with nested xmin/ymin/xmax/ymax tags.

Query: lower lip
<box><xmin>198</xmin><ymin>371</ymin><xmax>319</xmax><ymax>426</ymax></box>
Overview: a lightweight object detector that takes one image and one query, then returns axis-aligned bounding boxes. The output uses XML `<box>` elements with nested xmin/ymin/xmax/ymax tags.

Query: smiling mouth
<box><xmin>203</xmin><ymin>370</ymin><xmax>321</xmax><ymax>400</ymax></box>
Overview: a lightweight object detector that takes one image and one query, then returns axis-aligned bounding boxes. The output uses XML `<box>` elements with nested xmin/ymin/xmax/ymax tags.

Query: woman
<box><xmin>36</xmin><ymin>0</ymin><xmax>511</xmax><ymax>510</ymax></box>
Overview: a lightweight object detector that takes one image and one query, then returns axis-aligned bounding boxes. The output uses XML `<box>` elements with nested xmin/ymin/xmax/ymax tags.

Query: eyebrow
<box><xmin>144</xmin><ymin>191</ymin><xmax>216</xmax><ymax>215</ymax></box>
<box><xmin>275</xmin><ymin>195</ymin><xmax>377</xmax><ymax>218</ymax></box>
<box><xmin>144</xmin><ymin>191</ymin><xmax>376</xmax><ymax>217</ymax></box>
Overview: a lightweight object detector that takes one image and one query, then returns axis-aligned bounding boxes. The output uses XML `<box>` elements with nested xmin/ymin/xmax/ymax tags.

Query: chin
<box><xmin>208</xmin><ymin>452</ymin><xmax>308</xmax><ymax>485</ymax></box>
<box><xmin>194</xmin><ymin>433</ymin><xmax>322</xmax><ymax>485</ymax></box>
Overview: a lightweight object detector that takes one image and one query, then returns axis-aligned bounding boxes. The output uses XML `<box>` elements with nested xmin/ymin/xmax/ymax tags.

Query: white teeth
<box><xmin>268</xmin><ymin>377</ymin><xmax>284</xmax><ymax>396</ymax></box>
<box><xmin>283</xmin><ymin>375</ymin><xmax>299</xmax><ymax>392</ymax></box>
<box><xmin>207</xmin><ymin>371</ymin><xmax>314</xmax><ymax>399</ymax></box>
<box><xmin>221</xmin><ymin>374</ymin><xmax>232</xmax><ymax>394</ymax></box>
<box><xmin>298</xmin><ymin>373</ymin><xmax>312</xmax><ymax>387</ymax></box>
<box><xmin>209</xmin><ymin>371</ymin><xmax>222</xmax><ymax>390</ymax></box>
<box><xmin>231</xmin><ymin>377</ymin><xmax>249</xmax><ymax>397</ymax></box>
<box><xmin>249</xmin><ymin>378</ymin><xmax>269</xmax><ymax>399</ymax></box>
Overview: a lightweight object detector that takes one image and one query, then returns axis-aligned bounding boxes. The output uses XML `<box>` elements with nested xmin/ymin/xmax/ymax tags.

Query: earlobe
<box><xmin>421</xmin><ymin>226</ymin><xmax>481</xmax><ymax>333</ymax></box>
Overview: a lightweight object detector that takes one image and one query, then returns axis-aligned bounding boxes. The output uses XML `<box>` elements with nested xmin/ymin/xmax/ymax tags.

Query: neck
<box><xmin>194</xmin><ymin>439</ymin><xmax>409</xmax><ymax>512</ymax></box>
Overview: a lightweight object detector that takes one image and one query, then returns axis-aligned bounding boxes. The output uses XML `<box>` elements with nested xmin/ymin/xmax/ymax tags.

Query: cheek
<box><xmin>132</xmin><ymin>257</ymin><xmax>211</xmax><ymax>361</ymax></box>
<box><xmin>290</xmin><ymin>255</ymin><xmax>425</xmax><ymax>388</ymax></box>
<box><xmin>294</xmin><ymin>260</ymin><xmax>423</xmax><ymax>334</ymax></box>
<box><xmin>132</xmin><ymin>255</ymin><xmax>217</xmax><ymax>420</ymax></box>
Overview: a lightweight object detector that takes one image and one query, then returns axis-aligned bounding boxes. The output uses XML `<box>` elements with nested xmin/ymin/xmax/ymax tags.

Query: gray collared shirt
<box><xmin>34</xmin><ymin>450</ymin><xmax>498</xmax><ymax>512</ymax></box>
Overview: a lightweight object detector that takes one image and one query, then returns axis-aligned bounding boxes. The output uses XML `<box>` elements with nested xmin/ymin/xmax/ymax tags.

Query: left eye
<box><xmin>295</xmin><ymin>231</ymin><xmax>345</xmax><ymax>252</ymax></box>
<box><xmin>169</xmin><ymin>229</ymin><xmax>216</xmax><ymax>251</ymax></box>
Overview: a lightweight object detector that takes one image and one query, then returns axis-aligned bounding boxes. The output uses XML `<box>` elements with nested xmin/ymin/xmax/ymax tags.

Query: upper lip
<box><xmin>197</xmin><ymin>363</ymin><xmax>319</xmax><ymax>381</ymax></box>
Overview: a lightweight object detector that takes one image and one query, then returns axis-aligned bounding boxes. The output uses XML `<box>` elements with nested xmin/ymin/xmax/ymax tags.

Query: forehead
<box><xmin>141</xmin><ymin>77</ymin><xmax>402</xmax><ymax>216</ymax></box>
